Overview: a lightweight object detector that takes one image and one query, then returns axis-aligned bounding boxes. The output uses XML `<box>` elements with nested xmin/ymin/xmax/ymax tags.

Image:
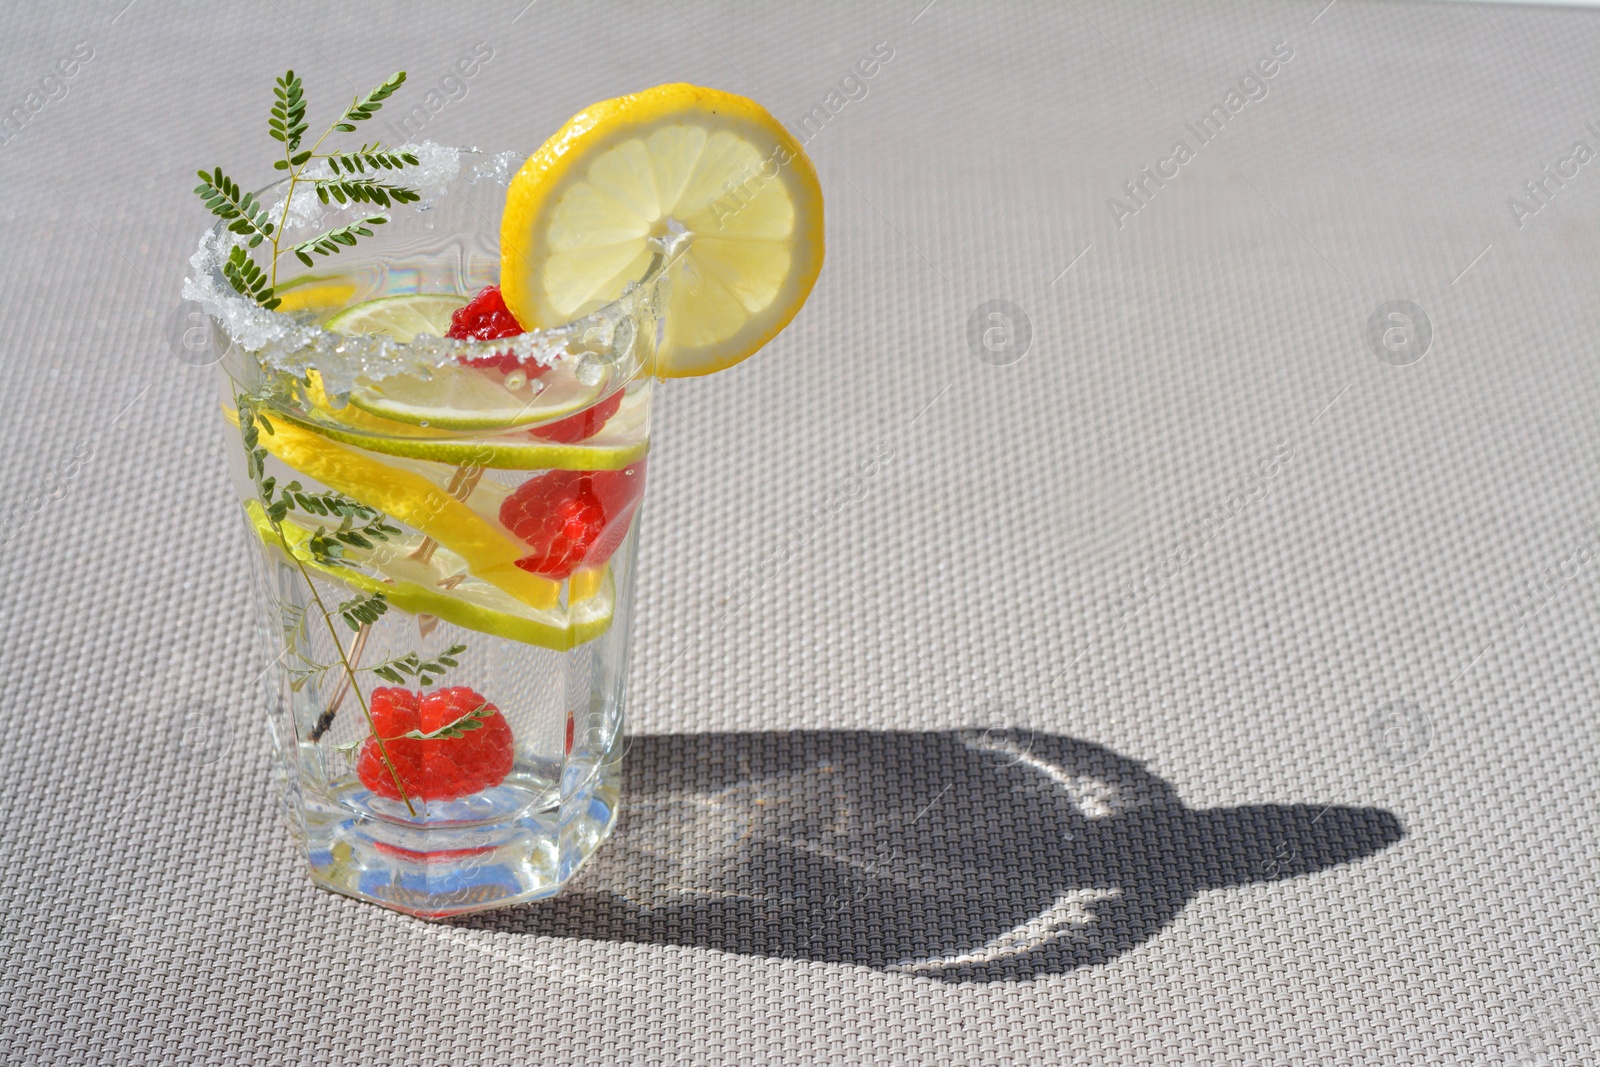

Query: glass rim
<box><xmin>185</xmin><ymin>144</ymin><xmax>675</xmax><ymax>391</ymax></box>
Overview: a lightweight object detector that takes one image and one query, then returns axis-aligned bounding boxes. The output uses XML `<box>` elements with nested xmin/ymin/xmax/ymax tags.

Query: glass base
<box><xmin>298</xmin><ymin>756</ymin><xmax>620</xmax><ymax>919</ymax></box>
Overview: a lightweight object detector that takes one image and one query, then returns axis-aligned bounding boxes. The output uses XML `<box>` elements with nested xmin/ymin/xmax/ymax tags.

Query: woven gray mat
<box><xmin>2</xmin><ymin>1</ymin><xmax>1597</xmax><ymax>1064</ymax></box>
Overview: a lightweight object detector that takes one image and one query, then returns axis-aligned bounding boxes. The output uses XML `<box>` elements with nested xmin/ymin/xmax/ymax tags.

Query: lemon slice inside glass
<box><xmin>248</xmin><ymin>504</ymin><xmax>614</xmax><ymax>650</ymax></box>
<box><xmin>500</xmin><ymin>83</ymin><xmax>825</xmax><ymax>378</ymax></box>
<box><xmin>229</xmin><ymin>408</ymin><xmax>561</xmax><ymax>610</ymax></box>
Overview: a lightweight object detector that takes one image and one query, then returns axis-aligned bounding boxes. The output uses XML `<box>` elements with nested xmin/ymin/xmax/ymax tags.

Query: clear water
<box><xmin>237</xmin><ymin>403</ymin><xmax>646</xmax><ymax>917</ymax></box>
<box><xmin>210</xmin><ymin>155</ymin><xmax>661</xmax><ymax>918</ymax></box>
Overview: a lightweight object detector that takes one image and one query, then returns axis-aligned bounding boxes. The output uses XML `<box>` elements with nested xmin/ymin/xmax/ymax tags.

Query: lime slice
<box><xmin>345</xmin><ymin>362</ymin><xmax>601</xmax><ymax>431</ymax></box>
<box><xmin>247</xmin><ymin>503</ymin><xmax>614</xmax><ymax>650</ymax></box>
<box><xmin>500</xmin><ymin>83</ymin><xmax>825</xmax><ymax>378</ymax></box>
<box><xmin>325</xmin><ymin>293</ymin><xmax>468</xmax><ymax>342</ymax></box>
<box><xmin>230</xmin><ymin>408</ymin><xmax>561</xmax><ymax>610</ymax></box>
<box><xmin>325</xmin><ymin>293</ymin><xmax>602</xmax><ymax>431</ymax></box>
<box><xmin>285</xmin><ymin>385</ymin><xmax>650</xmax><ymax>471</ymax></box>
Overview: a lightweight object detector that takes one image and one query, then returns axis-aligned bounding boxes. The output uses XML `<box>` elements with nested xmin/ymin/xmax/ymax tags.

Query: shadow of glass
<box><xmin>454</xmin><ymin>729</ymin><xmax>1403</xmax><ymax>981</ymax></box>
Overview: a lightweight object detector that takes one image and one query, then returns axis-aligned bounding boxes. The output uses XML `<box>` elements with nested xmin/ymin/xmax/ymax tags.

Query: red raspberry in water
<box><xmin>451</xmin><ymin>286</ymin><xmax>623</xmax><ymax>442</ymax></box>
<box><xmin>528</xmin><ymin>389</ymin><xmax>624</xmax><ymax>443</ymax></box>
<box><xmin>448</xmin><ymin>285</ymin><xmax>542</xmax><ymax>376</ymax></box>
<box><xmin>450</xmin><ymin>286</ymin><xmax>620</xmax><ymax>442</ymax></box>
<box><xmin>356</xmin><ymin>686</ymin><xmax>513</xmax><ymax>802</ymax></box>
<box><xmin>500</xmin><ymin>461</ymin><xmax>647</xmax><ymax>579</ymax></box>
<box><xmin>448</xmin><ymin>285</ymin><xmax>522</xmax><ymax>342</ymax></box>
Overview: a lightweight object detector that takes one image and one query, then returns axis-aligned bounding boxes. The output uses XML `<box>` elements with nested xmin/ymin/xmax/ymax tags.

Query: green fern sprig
<box><xmin>304</xmin><ymin>512</ymin><xmax>402</xmax><ymax>566</ymax></box>
<box><xmin>269</xmin><ymin>70</ymin><xmax>309</xmax><ymax>163</ymax></box>
<box><xmin>326</xmin><ymin>145</ymin><xmax>419</xmax><ymax>174</ymax></box>
<box><xmin>291</xmin><ymin>217</ymin><xmax>387</xmax><ymax>267</ymax></box>
<box><xmin>194</xmin><ymin>169</ymin><xmax>277</xmax><ymax>248</ymax></box>
<box><xmin>335</xmin><ymin>71</ymin><xmax>407</xmax><ymax>131</ymax></box>
<box><xmin>337</xmin><ymin>592</ymin><xmax>389</xmax><ymax>632</ymax></box>
<box><xmin>314</xmin><ymin>177</ymin><xmax>421</xmax><ymax>210</ymax></box>
<box><xmin>254</xmin><ymin>473</ymin><xmax>400</xmax><ymax>564</ymax></box>
<box><xmin>269</xmin><ymin>478</ymin><xmax>384</xmax><ymax>522</ymax></box>
<box><xmin>398</xmin><ymin>701</ymin><xmax>496</xmax><ymax>741</ymax></box>
<box><xmin>223</xmin><ymin>246</ymin><xmax>280</xmax><ymax>309</ymax></box>
<box><xmin>371</xmin><ymin>644</ymin><xmax>467</xmax><ymax>687</ymax></box>
<box><xmin>194</xmin><ymin>69</ymin><xmax>418</xmax><ymax>303</ymax></box>
<box><xmin>236</xmin><ymin>397</ymin><xmax>271</xmax><ymax>481</ymax></box>
<box><xmin>231</xmin><ymin>384</ymin><xmax>421</xmax><ymax>814</ymax></box>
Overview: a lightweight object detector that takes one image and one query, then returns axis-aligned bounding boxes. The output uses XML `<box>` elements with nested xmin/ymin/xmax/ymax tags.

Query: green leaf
<box><xmin>290</xmin><ymin>216</ymin><xmax>387</xmax><ymax>263</ymax></box>
<box><xmin>222</xmin><ymin>246</ymin><xmax>279</xmax><ymax>310</ymax></box>
<box><xmin>311</xmin><ymin>177</ymin><xmax>421</xmax><ymax>209</ymax></box>
<box><xmin>338</xmin><ymin>591</ymin><xmax>389</xmax><ymax>631</ymax></box>
<box><xmin>194</xmin><ymin>169</ymin><xmax>276</xmax><ymax>246</ymax></box>
<box><xmin>392</xmin><ymin>700</ymin><xmax>492</xmax><ymax>742</ymax></box>
<box><xmin>273</xmin><ymin>71</ymin><xmax>308</xmax><ymax>152</ymax></box>
<box><xmin>335</xmin><ymin>71</ymin><xmax>407</xmax><ymax>130</ymax></box>
<box><xmin>324</xmin><ymin>146</ymin><xmax>419</xmax><ymax>175</ymax></box>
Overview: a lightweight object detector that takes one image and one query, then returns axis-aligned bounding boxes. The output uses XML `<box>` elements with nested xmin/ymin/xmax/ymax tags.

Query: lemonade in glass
<box><xmin>186</xmin><ymin>79</ymin><xmax>822</xmax><ymax>917</ymax></box>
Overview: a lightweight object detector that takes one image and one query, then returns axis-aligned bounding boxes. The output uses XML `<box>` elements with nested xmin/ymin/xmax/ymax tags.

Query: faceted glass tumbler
<box><xmin>195</xmin><ymin>152</ymin><xmax>662</xmax><ymax>918</ymax></box>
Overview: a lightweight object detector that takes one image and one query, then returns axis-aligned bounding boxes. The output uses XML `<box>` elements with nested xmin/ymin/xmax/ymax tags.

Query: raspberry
<box><xmin>356</xmin><ymin>686</ymin><xmax>514</xmax><ymax>802</ymax></box>
<box><xmin>528</xmin><ymin>389</ymin><xmax>625</xmax><ymax>443</ymax></box>
<box><xmin>500</xmin><ymin>461</ymin><xmax>647</xmax><ymax>579</ymax></box>
<box><xmin>450</xmin><ymin>286</ymin><xmax>623</xmax><ymax>441</ymax></box>
<box><xmin>448</xmin><ymin>285</ymin><xmax>522</xmax><ymax>342</ymax></box>
<box><xmin>447</xmin><ymin>285</ymin><xmax>543</xmax><ymax>376</ymax></box>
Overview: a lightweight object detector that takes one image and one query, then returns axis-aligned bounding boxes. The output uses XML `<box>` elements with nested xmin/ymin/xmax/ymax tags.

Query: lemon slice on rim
<box><xmin>500</xmin><ymin>83</ymin><xmax>825</xmax><ymax>377</ymax></box>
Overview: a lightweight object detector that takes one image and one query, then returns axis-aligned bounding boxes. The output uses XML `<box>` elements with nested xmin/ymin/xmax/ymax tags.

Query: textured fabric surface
<box><xmin>1</xmin><ymin>1</ymin><xmax>1597</xmax><ymax>1064</ymax></box>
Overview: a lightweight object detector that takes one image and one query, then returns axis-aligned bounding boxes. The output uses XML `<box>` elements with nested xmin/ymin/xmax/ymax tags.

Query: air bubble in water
<box><xmin>574</xmin><ymin>354</ymin><xmax>605</xmax><ymax>387</ymax></box>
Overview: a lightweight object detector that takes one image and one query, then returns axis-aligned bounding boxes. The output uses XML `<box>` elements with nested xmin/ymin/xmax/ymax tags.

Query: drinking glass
<box><xmin>189</xmin><ymin>150</ymin><xmax>662</xmax><ymax>917</ymax></box>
